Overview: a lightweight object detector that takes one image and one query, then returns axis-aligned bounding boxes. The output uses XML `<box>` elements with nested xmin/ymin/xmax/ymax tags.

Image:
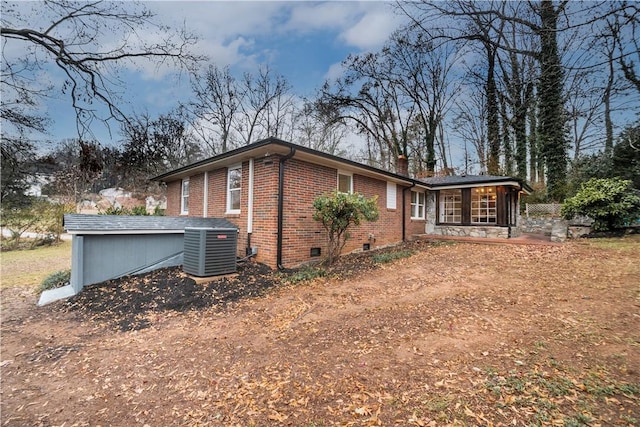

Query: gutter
<box><xmin>402</xmin><ymin>182</ymin><xmax>416</xmax><ymax>242</ymax></box>
<box><xmin>277</xmin><ymin>147</ymin><xmax>296</xmax><ymax>270</ymax></box>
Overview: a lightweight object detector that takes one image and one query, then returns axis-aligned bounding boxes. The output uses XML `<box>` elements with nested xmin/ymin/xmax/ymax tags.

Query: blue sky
<box><xmin>6</xmin><ymin>1</ymin><xmax>637</xmax><ymax>171</ymax></box>
<box><xmin>19</xmin><ymin>1</ymin><xmax>407</xmax><ymax>146</ymax></box>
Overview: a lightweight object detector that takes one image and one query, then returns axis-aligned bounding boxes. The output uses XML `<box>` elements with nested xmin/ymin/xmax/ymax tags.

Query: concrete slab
<box><xmin>38</xmin><ymin>284</ymin><xmax>77</xmax><ymax>306</ymax></box>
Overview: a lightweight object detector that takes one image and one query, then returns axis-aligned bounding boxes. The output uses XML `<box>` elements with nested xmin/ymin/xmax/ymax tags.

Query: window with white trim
<box><xmin>411</xmin><ymin>191</ymin><xmax>425</xmax><ymax>219</ymax></box>
<box><xmin>226</xmin><ymin>165</ymin><xmax>241</xmax><ymax>213</ymax></box>
<box><xmin>439</xmin><ymin>189</ymin><xmax>462</xmax><ymax>223</ymax></box>
<box><xmin>180</xmin><ymin>179</ymin><xmax>189</xmax><ymax>215</ymax></box>
<box><xmin>337</xmin><ymin>171</ymin><xmax>353</xmax><ymax>194</ymax></box>
<box><xmin>386</xmin><ymin>182</ymin><xmax>396</xmax><ymax>209</ymax></box>
<box><xmin>471</xmin><ymin>186</ymin><xmax>496</xmax><ymax>223</ymax></box>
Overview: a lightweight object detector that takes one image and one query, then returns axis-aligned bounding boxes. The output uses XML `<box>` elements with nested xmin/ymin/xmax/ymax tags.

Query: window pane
<box><xmin>230</xmin><ymin>189</ymin><xmax>240</xmax><ymax>210</ymax></box>
<box><xmin>471</xmin><ymin>186</ymin><xmax>496</xmax><ymax>223</ymax></box>
<box><xmin>338</xmin><ymin>174</ymin><xmax>352</xmax><ymax>193</ymax></box>
<box><xmin>411</xmin><ymin>191</ymin><xmax>425</xmax><ymax>219</ymax></box>
<box><xmin>229</xmin><ymin>168</ymin><xmax>241</xmax><ymax>189</ymax></box>
<box><xmin>439</xmin><ymin>189</ymin><xmax>461</xmax><ymax>223</ymax></box>
<box><xmin>181</xmin><ymin>179</ymin><xmax>189</xmax><ymax>213</ymax></box>
<box><xmin>227</xmin><ymin>166</ymin><xmax>241</xmax><ymax>212</ymax></box>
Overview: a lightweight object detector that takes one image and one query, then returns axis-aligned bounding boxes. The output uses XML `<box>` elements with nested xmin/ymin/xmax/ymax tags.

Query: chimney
<box><xmin>397</xmin><ymin>155</ymin><xmax>409</xmax><ymax>177</ymax></box>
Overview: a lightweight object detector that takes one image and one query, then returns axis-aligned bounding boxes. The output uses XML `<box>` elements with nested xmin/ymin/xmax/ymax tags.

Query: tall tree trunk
<box><xmin>537</xmin><ymin>0</ymin><xmax>567</xmax><ymax>200</ymax></box>
<box><xmin>604</xmin><ymin>41</ymin><xmax>615</xmax><ymax>155</ymax></box>
<box><xmin>486</xmin><ymin>43</ymin><xmax>500</xmax><ymax>175</ymax></box>
<box><xmin>501</xmin><ymin>95</ymin><xmax>514</xmax><ymax>175</ymax></box>
<box><xmin>528</xmin><ymin>98</ymin><xmax>540</xmax><ymax>183</ymax></box>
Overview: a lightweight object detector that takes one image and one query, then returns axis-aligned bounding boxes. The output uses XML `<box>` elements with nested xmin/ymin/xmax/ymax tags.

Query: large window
<box><xmin>471</xmin><ymin>186</ymin><xmax>496</xmax><ymax>223</ymax></box>
<box><xmin>439</xmin><ymin>189</ymin><xmax>461</xmax><ymax>223</ymax></box>
<box><xmin>226</xmin><ymin>165</ymin><xmax>241</xmax><ymax>213</ymax></box>
<box><xmin>180</xmin><ymin>179</ymin><xmax>189</xmax><ymax>215</ymax></box>
<box><xmin>411</xmin><ymin>191</ymin><xmax>425</xmax><ymax>219</ymax></box>
<box><xmin>338</xmin><ymin>171</ymin><xmax>353</xmax><ymax>193</ymax></box>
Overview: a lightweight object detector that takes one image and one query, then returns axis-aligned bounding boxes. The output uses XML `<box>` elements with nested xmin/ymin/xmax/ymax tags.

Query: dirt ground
<box><xmin>1</xmin><ymin>238</ymin><xmax>639</xmax><ymax>426</ymax></box>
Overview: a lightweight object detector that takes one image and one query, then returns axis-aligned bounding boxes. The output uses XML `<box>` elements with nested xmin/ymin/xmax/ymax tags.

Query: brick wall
<box><xmin>165</xmin><ymin>180</ymin><xmax>181</xmax><ymax>216</ymax></box>
<box><xmin>248</xmin><ymin>157</ymin><xmax>279</xmax><ymax>265</ymax></box>
<box><xmin>280</xmin><ymin>158</ymin><xmax>335</xmax><ymax>266</ymax></box>
<box><xmin>279</xmin><ymin>158</ymin><xmax>414</xmax><ymax>267</ymax></box>
<box><xmin>188</xmin><ymin>174</ymin><xmax>204</xmax><ymax>218</ymax></box>
<box><xmin>162</xmin><ymin>155</ymin><xmax>420</xmax><ymax>269</ymax></box>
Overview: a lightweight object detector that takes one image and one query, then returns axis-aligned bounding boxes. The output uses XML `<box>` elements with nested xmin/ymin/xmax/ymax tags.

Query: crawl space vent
<box><xmin>183</xmin><ymin>227</ymin><xmax>238</xmax><ymax>276</ymax></box>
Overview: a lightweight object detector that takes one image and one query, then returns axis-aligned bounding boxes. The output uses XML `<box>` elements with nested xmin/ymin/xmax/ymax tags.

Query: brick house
<box><xmin>154</xmin><ymin>137</ymin><xmax>531</xmax><ymax>269</ymax></box>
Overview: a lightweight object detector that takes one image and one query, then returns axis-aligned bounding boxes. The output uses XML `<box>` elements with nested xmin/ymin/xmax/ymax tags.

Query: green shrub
<box><xmin>130</xmin><ymin>205</ymin><xmax>148</xmax><ymax>216</ymax></box>
<box><xmin>100</xmin><ymin>205</ymin><xmax>149</xmax><ymax>215</ymax></box>
<box><xmin>313</xmin><ymin>191</ymin><xmax>379</xmax><ymax>264</ymax></box>
<box><xmin>39</xmin><ymin>269</ymin><xmax>71</xmax><ymax>292</ymax></box>
<box><xmin>282</xmin><ymin>266</ymin><xmax>326</xmax><ymax>284</ymax></box>
<box><xmin>561</xmin><ymin>177</ymin><xmax>640</xmax><ymax>231</ymax></box>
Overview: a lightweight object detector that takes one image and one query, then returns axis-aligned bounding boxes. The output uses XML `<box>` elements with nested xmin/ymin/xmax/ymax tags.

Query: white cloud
<box><xmin>285</xmin><ymin>2</ymin><xmax>362</xmax><ymax>33</ymax></box>
<box><xmin>339</xmin><ymin>5</ymin><xmax>403</xmax><ymax>51</ymax></box>
<box><xmin>324</xmin><ymin>61</ymin><xmax>346</xmax><ymax>82</ymax></box>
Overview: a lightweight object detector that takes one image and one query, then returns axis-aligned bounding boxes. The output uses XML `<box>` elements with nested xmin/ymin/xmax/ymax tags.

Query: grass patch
<box><xmin>371</xmin><ymin>249</ymin><xmax>414</xmax><ymax>264</ymax></box>
<box><xmin>584</xmin><ymin>234</ymin><xmax>640</xmax><ymax>251</ymax></box>
<box><xmin>1</xmin><ymin>240</ymin><xmax>71</xmax><ymax>288</ymax></box>
<box><xmin>281</xmin><ymin>266</ymin><xmax>326</xmax><ymax>284</ymax></box>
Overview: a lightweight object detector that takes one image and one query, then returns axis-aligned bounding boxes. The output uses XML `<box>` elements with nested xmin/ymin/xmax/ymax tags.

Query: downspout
<box><xmin>203</xmin><ymin>171</ymin><xmax>209</xmax><ymax>217</ymax></box>
<box><xmin>277</xmin><ymin>148</ymin><xmax>296</xmax><ymax>270</ymax></box>
<box><xmin>247</xmin><ymin>158</ymin><xmax>254</xmax><ymax>254</ymax></box>
<box><xmin>402</xmin><ymin>183</ymin><xmax>416</xmax><ymax>242</ymax></box>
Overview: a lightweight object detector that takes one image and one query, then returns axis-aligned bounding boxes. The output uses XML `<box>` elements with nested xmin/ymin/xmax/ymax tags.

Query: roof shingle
<box><xmin>63</xmin><ymin>214</ymin><xmax>238</xmax><ymax>233</ymax></box>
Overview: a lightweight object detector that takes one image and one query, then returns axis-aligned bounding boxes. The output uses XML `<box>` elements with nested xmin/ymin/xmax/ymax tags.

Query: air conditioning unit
<box><xmin>183</xmin><ymin>227</ymin><xmax>238</xmax><ymax>276</ymax></box>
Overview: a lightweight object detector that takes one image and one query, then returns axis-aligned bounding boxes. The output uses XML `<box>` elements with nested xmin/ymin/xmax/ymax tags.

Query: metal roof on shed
<box><xmin>63</xmin><ymin>214</ymin><xmax>238</xmax><ymax>235</ymax></box>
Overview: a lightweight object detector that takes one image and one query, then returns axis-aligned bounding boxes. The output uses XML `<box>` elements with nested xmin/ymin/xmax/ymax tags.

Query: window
<box><xmin>338</xmin><ymin>171</ymin><xmax>353</xmax><ymax>193</ymax></box>
<box><xmin>411</xmin><ymin>191</ymin><xmax>425</xmax><ymax>219</ymax></box>
<box><xmin>439</xmin><ymin>189</ymin><xmax>462</xmax><ymax>223</ymax></box>
<box><xmin>226</xmin><ymin>165</ymin><xmax>241</xmax><ymax>213</ymax></box>
<box><xmin>471</xmin><ymin>186</ymin><xmax>496</xmax><ymax>223</ymax></box>
<box><xmin>386</xmin><ymin>182</ymin><xmax>397</xmax><ymax>209</ymax></box>
<box><xmin>180</xmin><ymin>179</ymin><xmax>189</xmax><ymax>214</ymax></box>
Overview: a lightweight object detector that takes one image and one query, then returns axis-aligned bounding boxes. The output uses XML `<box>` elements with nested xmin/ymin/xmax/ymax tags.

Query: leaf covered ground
<box><xmin>1</xmin><ymin>237</ymin><xmax>639</xmax><ymax>426</ymax></box>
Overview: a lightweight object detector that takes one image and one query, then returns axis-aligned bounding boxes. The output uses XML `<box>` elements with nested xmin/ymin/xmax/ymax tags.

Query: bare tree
<box><xmin>611</xmin><ymin>2</ymin><xmax>640</xmax><ymax>93</ymax></box>
<box><xmin>388</xmin><ymin>29</ymin><xmax>460</xmax><ymax>175</ymax></box>
<box><xmin>453</xmin><ymin>89</ymin><xmax>488</xmax><ymax>174</ymax></box>
<box><xmin>293</xmin><ymin>100</ymin><xmax>348</xmax><ymax>156</ymax></box>
<box><xmin>120</xmin><ymin>110</ymin><xmax>203</xmax><ymax>190</ymax></box>
<box><xmin>1</xmin><ymin>0</ymin><xmax>201</xmax><ymax>139</ymax></box>
<box><xmin>320</xmin><ymin>49</ymin><xmax>420</xmax><ymax>173</ymax></box>
<box><xmin>187</xmin><ymin>65</ymin><xmax>239</xmax><ymax>155</ymax></box>
<box><xmin>236</xmin><ymin>65</ymin><xmax>293</xmax><ymax>145</ymax></box>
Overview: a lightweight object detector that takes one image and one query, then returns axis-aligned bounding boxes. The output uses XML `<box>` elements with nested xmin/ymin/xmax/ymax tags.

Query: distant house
<box><xmin>154</xmin><ymin>138</ymin><xmax>531</xmax><ymax>269</ymax></box>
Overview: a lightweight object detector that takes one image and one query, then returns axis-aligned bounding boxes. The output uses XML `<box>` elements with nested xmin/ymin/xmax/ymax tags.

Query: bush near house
<box><xmin>313</xmin><ymin>191</ymin><xmax>379</xmax><ymax>265</ymax></box>
<box><xmin>39</xmin><ymin>269</ymin><xmax>71</xmax><ymax>293</ymax></box>
<box><xmin>561</xmin><ymin>177</ymin><xmax>640</xmax><ymax>232</ymax></box>
<box><xmin>1</xmin><ymin>198</ymin><xmax>74</xmax><ymax>250</ymax></box>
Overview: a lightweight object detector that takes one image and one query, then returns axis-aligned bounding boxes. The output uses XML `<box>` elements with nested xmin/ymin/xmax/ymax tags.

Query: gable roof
<box><xmin>63</xmin><ymin>214</ymin><xmax>238</xmax><ymax>235</ymax></box>
<box><xmin>152</xmin><ymin>137</ymin><xmax>531</xmax><ymax>193</ymax></box>
<box><xmin>152</xmin><ymin>137</ymin><xmax>426</xmax><ymax>188</ymax></box>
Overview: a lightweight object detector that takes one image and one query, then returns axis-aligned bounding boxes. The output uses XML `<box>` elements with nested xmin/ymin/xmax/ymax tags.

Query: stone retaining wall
<box><xmin>428</xmin><ymin>225</ymin><xmax>514</xmax><ymax>239</ymax></box>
